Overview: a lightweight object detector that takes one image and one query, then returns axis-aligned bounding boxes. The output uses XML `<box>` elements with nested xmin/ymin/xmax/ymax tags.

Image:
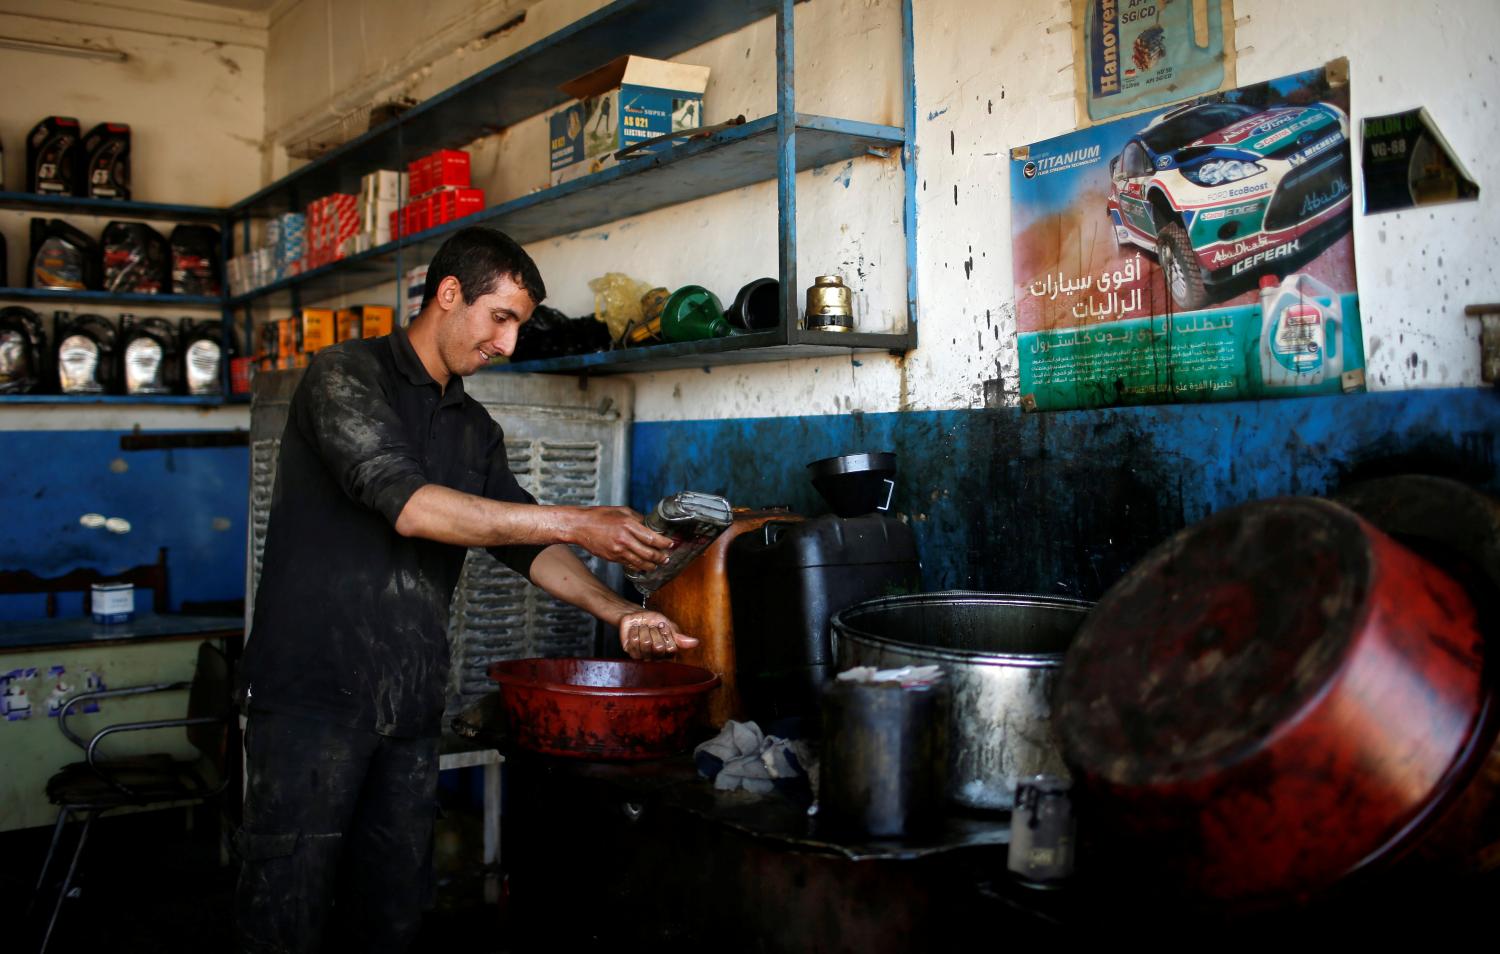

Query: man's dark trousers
<box><xmin>234</xmin><ymin>710</ymin><xmax>439</xmax><ymax>953</ymax></box>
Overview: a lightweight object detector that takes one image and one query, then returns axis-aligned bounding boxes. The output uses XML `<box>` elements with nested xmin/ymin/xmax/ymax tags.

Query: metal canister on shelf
<box><xmin>804</xmin><ymin>275</ymin><xmax>854</xmax><ymax>332</ymax></box>
<box><xmin>1007</xmin><ymin>774</ymin><xmax>1076</xmax><ymax>884</ymax></box>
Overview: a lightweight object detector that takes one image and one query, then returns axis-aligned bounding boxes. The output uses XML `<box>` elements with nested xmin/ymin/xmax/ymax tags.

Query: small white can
<box><xmin>92</xmin><ymin>583</ymin><xmax>135</xmax><ymax>624</ymax></box>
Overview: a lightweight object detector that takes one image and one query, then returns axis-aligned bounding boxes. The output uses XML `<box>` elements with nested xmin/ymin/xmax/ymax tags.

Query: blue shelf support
<box><xmin>776</xmin><ymin>0</ymin><xmax>798</xmax><ymax>339</ymax></box>
<box><xmin>901</xmin><ymin>0</ymin><xmax>919</xmax><ymax>347</ymax></box>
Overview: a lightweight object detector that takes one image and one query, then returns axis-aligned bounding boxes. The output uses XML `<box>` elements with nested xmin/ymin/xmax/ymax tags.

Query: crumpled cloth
<box><xmin>693</xmin><ymin>719</ymin><xmax>817</xmax><ymax>796</ymax></box>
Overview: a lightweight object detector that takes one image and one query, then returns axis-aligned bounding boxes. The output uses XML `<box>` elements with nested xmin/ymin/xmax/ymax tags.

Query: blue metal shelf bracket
<box><xmin>901</xmin><ymin>0</ymin><xmax>919</xmax><ymax>347</ymax></box>
<box><xmin>776</xmin><ymin>0</ymin><xmax>798</xmax><ymax>339</ymax></box>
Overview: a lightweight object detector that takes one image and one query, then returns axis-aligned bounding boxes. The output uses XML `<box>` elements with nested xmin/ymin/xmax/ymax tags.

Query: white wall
<box><xmin>268</xmin><ymin>0</ymin><xmax>1499</xmax><ymax>421</ymax></box>
<box><xmin>0</xmin><ymin>0</ymin><xmax>267</xmax><ymax>429</ymax></box>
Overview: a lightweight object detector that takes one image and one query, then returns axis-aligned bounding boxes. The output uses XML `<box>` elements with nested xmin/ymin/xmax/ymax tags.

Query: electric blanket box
<box><xmin>547</xmin><ymin>55</ymin><xmax>709</xmax><ymax>187</ymax></box>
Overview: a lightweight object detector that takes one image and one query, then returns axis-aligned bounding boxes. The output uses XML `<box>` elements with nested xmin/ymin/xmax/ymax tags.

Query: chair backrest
<box><xmin>186</xmin><ymin>641</ymin><xmax>233</xmax><ymax>768</ymax></box>
<box><xmin>0</xmin><ymin>547</ymin><xmax>170</xmax><ymax>617</ymax></box>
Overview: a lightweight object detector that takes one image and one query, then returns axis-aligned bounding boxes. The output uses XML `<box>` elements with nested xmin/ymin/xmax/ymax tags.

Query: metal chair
<box><xmin>28</xmin><ymin>640</ymin><xmax>233</xmax><ymax>953</ymax></box>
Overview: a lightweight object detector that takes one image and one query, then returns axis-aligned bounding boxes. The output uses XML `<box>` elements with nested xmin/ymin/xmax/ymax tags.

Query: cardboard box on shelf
<box><xmin>548</xmin><ymin>55</ymin><xmax>709</xmax><ymax>187</ymax></box>
<box><xmin>407</xmin><ymin>149</ymin><xmax>470</xmax><ymax>198</ymax></box>
<box><xmin>360</xmin><ymin>170</ymin><xmax>403</xmax><ymax>204</ymax></box>
<box><xmin>335</xmin><ymin>308</ymin><xmax>361</xmax><ymax>342</ymax></box>
<box><xmin>275</xmin><ymin>317</ymin><xmax>298</xmax><ymax>368</ymax></box>
<box><xmin>301</xmin><ymin>308</ymin><xmax>335</xmax><ymax>352</ymax></box>
<box><xmin>360</xmin><ymin>305</ymin><xmax>395</xmax><ymax>338</ymax></box>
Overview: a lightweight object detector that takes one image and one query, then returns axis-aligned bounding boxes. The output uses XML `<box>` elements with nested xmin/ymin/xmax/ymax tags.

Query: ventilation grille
<box><xmin>249</xmin><ymin>438</ymin><xmax>281</xmax><ymax>602</ymax></box>
<box><xmin>444</xmin><ymin>439</ymin><xmax>605</xmax><ymax>722</ymax></box>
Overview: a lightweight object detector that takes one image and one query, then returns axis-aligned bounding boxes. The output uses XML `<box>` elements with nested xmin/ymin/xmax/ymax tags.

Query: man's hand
<box><xmin>616</xmin><ymin>609</ymin><xmax>699</xmax><ymax>660</ymax></box>
<box><xmin>527</xmin><ymin>546</ymin><xmax>697</xmax><ymax>661</ymax></box>
<box><xmin>565</xmin><ymin>506</ymin><xmax>674</xmax><ymax>574</ymax></box>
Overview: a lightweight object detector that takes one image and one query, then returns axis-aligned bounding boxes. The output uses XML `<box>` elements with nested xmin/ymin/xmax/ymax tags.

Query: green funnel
<box><xmin>660</xmin><ymin>285</ymin><xmax>731</xmax><ymax>342</ymax></box>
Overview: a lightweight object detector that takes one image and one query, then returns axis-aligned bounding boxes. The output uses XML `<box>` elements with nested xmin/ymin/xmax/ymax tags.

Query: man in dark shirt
<box><xmin>235</xmin><ymin>227</ymin><xmax>691</xmax><ymax>953</ymax></box>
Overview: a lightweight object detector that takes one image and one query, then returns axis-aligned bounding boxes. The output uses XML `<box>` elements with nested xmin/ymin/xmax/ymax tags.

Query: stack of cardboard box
<box><xmin>347</xmin><ymin>170</ymin><xmax>404</xmax><ymax>255</ymax></box>
<box><xmin>391</xmin><ymin>148</ymin><xmax>484</xmax><ymax>239</ymax></box>
<box><xmin>305</xmin><ymin>194</ymin><xmax>358</xmax><ymax>270</ymax></box>
<box><xmin>257</xmin><ymin>304</ymin><xmax>396</xmax><ymax>371</ymax></box>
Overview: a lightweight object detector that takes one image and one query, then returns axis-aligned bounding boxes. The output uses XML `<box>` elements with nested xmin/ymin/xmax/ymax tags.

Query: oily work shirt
<box><xmin>239</xmin><ymin>328</ymin><xmax>545</xmax><ymax>737</ymax></box>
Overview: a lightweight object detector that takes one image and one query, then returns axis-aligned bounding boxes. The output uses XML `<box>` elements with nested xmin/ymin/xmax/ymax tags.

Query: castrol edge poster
<box><xmin>1010</xmin><ymin>61</ymin><xmax>1365</xmax><ymax>412</ymax></box>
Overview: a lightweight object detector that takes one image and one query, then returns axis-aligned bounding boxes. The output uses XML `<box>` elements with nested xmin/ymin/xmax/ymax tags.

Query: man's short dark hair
<box><xmin>422</xmin><ymin>227</ymin><xmax>546</xmax><ymax>309</ymax></box>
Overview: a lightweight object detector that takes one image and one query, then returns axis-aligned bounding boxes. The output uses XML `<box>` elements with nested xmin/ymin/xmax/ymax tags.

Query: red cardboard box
<box><xmin>389</xmin><ymin>209</ymin><xmax>401</xmax><ymax>241</ymax></box>
<box><xmin>430</xmin><ymin>150</ymin><xmax>470</xmax><ymax>191</ymax></box>
<box><xmin>455</xmin><ymin>187</ymin><xmax>484</xmax><ymax>217</ymax></box>
<box><xmin>406</xmin><ymin>157</ymin><xmax>429</xmax><ymax>198</ymax></box>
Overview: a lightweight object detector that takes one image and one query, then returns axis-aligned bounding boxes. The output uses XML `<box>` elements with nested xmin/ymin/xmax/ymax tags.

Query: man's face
<box><xmin>435</xmin><ymin>273</ymin><xmax>536</xmax><ymax>377</ymax></box>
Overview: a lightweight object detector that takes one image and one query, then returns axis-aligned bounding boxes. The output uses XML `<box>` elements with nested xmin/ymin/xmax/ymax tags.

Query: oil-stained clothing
<box><xmin>234</xmin><ymin>711</ymin><xmax>438</xmax><ymax>954</ymax></box>
<box><xmin>238</xmin><ymin>326</ymin><xmax>544</xmax><ymax>737</ymax></box>
<box><xmin>236</xmin><ymin>326</ymin><xmax>546</xmax><ymax>953</ymax></box>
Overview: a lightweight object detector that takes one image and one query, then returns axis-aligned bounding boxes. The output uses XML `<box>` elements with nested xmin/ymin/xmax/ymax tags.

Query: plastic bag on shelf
<box><xmin>588</xmin><ymin>272</ymin><xmax>653</xmax><ymax>341</ymax></box>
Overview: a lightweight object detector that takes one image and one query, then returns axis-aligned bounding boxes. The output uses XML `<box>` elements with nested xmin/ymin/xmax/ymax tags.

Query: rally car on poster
<box><xmin>1105</xmin><ymin>100</ymin><xmax>1354</xmax><ymax>309</ymax></box>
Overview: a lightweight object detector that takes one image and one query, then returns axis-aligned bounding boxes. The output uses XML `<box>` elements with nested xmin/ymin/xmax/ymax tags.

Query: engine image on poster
<box><xmin>1011</xmin><ymin>61</ymin><xmax>1366</xmax><ymax>412</ymax></box>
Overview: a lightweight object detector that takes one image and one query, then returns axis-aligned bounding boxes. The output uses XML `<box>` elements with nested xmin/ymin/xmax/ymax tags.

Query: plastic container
<box><xmin>728</xmin><ymin>514</ymin><xmax>922</xmax><ymax>723</ymax></box>
<box><xmin>1258</xmin><ymin>272</ymin><xmax>1344</xmax><ymax>389</ymax></box>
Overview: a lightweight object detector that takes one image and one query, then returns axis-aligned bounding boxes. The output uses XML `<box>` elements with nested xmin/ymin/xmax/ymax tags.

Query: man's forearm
<box><xmin>394</xmin><ymin>483</ymin><xmax>672</xmax><ymax>572</ymax></box>
<box><xmin>527</xmin><ymin>544</ymin><xmax>636</xmax><ymax>627</ymax></box>
<box><xmin>394</xmin><ymin>483</ymin><xmax>575</xmax><ymax>548</ymax></box>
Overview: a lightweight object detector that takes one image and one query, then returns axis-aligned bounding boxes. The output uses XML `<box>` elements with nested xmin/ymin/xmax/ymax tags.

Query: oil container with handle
<box><xmin>647</xmin><ymin>507</ymin><xmax>801</xmax><ymax>725</ymax></box>
<box><xmin>624</xmin><ymin>492</ymin><xmax>733</xmax><ymax>598</ymax></box>
<box><xmin>729</xmin><ymin>514</ymin><xmax>921</xmax><ymax>725</ymax></box>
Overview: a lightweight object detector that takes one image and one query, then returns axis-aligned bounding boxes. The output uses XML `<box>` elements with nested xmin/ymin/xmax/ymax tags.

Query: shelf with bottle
<box><xmin>0</xmin><ymin>306</ymin><xmax>243</xmax><ymax>405</ymax></box>
<box><xmin>490</xmin><ymin>326</ymin><xmax>907</xmax><ymax>375</ymax></box>
<box><xmin>223</xmin><ymin>0</ymin><xmax>918</xmax><ymax>376</ymax></box>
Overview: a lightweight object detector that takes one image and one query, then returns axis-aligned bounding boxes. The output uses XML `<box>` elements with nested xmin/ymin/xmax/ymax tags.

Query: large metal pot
<box><xmin>831</xmin><ymin>591</ymin><xmax>1090</xmax><ymax>810</ymax></box>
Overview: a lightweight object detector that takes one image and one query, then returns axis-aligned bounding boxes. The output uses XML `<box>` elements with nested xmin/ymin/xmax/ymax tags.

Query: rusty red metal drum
<box><xmin>489</xmin><ymin>658</ymin><xmax>720</xmax><ymax>760</ymax></box>
<box><xmin>1057</xmin><ymin>496</ymin><xmax>1491</xmax><ymax>902</ymax></box>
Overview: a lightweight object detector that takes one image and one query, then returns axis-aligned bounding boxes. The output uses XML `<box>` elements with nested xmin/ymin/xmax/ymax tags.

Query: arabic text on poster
<box><xmin>1011</xmin><ymin>60</ymin><xmax>1365</xmax><ymax>412</ymax></box>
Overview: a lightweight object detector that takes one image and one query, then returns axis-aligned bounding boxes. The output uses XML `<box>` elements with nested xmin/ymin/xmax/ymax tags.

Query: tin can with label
<box><xmin>91</xmin><ymin>583</ymin><xmax>135</xmax><ymax>625</ymax></box>
<box><xmin>1007</xmin><ymin>774</ymin><xmax>1075</xmax><ymax>884</ymax></box>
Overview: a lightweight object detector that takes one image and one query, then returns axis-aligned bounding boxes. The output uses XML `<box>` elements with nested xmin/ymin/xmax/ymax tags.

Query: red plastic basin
<box><xmin>488</xmin><ymin>657</ymin><xmax>720</xmax><ymax>760</ymax></box>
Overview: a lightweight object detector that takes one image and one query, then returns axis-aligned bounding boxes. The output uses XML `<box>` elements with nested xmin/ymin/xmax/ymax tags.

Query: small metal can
<box><xmin>1007</xmin><ymin>774</ymin><xmax>1075</xmax><ymax>884</ymax></box>
<box><xmin>804</xmin><ymin>275</ymin><xmax>854</xmax><ymax>332</ymax></box>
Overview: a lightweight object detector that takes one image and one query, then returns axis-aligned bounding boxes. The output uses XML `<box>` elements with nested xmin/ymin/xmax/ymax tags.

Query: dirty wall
<box><xmin>0</xmin><ymin>3</ymin><xmax>265</xmax><ymax>616</ymax></box>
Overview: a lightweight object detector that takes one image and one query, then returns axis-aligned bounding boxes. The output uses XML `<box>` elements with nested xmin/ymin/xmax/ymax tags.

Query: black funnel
<box><xmin>808</xmin><ymin>452</ymin><xmax>897</xmax><ymax>518</ymax></box>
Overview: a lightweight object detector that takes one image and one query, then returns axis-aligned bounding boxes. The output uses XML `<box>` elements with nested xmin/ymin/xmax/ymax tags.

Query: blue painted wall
<box><xmin>631</xmin><ymin>388</ymin><xmax>1500</xmax><ymax>600</ymax></box>
<box><xmin>2</xmin><ymin>389</ymin><xmax>1491</xmax><ymax>623</ymax></box>
<box><xmin>0</xmin><ymin>432</ymin><xmax>248</xmax><ymax>621</ymax></box>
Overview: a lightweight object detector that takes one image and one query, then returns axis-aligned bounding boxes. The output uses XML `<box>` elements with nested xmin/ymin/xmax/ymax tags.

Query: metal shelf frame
<box><xmin>225</xmin><ymin>0</ymin><xmax>920</xmax><ymax>377</ymax></box>
<box><xmin>0</xmin><ymin>191</ymin><xmax>225</xmax><ymax>223</ymax></box>
<box><xmin>0</xmin><ymin>287</ymin><xmax>223</xmax><ymax>308</ymax></box>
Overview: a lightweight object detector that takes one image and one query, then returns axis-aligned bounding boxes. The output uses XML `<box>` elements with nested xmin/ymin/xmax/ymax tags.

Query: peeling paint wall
<box><xmin>0</xmin><ymin>3</ymin><xmax>266</xmax><ymax>612</ymax></box>
<box><xmin>0</xmin><ymin>1</ymin><xmax>266</xmax><ymax>315</ymax></box>
<box><xmin>271</xmin><ymin>0</ymin><xmax>1498</xmax><ymax>422</ymax></box>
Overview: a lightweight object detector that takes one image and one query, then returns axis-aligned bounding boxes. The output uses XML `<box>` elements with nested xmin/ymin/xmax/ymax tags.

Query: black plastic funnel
<box><xmin>808</xmin><ymin>452</ymin><xmax>897</xmax><ymax>517</ymax></box>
